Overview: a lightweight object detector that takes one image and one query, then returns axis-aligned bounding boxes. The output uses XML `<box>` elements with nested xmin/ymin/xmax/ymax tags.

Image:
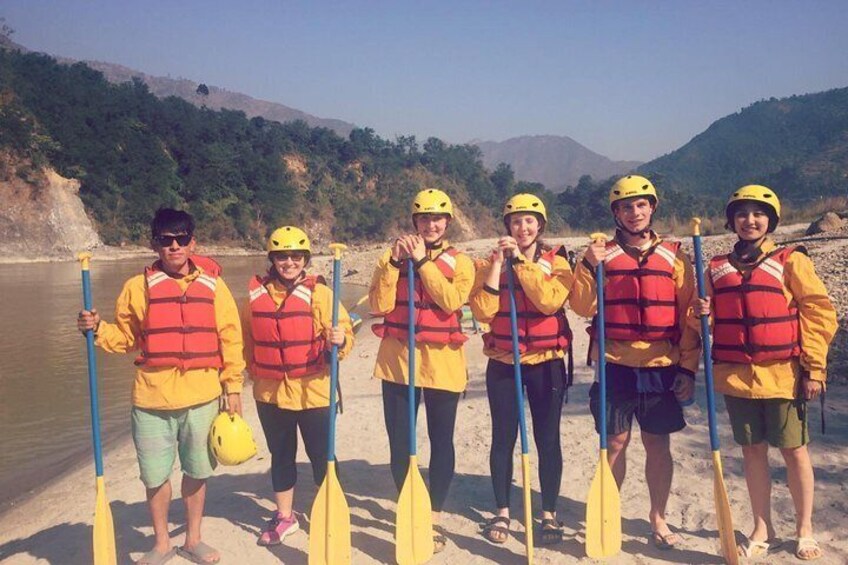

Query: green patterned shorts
<box><xmin>131</xmin><ymin>399</ymin><xmax>219</xmax><ymax>488</ymax></box>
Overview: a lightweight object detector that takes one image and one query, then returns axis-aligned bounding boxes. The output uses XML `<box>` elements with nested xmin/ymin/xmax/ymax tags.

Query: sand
<box><xmin>1</xmin><ymin>235</ymin><xmax>846</xmax><ymax>565</ymax></box>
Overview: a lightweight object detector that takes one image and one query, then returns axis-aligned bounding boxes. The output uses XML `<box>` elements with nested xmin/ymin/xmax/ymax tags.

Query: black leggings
<box><xmin>255</xmin><ymin>400</ymin><xmax>330</xmax><ymax>493</ymax></box>
<box><xmin>486</xmin><ymin>358</ymin><xmax>566</xmax><ymax>513</ymax></box>
<box><xmin>381</xmin><ymin>380</ymin><xmax>460</xmax><ymax>512</ymax></box>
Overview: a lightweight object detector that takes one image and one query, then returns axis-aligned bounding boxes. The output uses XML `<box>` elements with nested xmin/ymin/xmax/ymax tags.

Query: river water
<box><xmin>0</xmin><ymin>255</ymin><xmax>364</xmax><ymax>509</ymax></box>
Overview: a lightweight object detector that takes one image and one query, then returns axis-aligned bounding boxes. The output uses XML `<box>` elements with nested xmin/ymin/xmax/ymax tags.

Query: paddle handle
<box><xmin>407</xmin><ymin>259</ymin><xmax>417</xmax><ymax>456</ymax></box>
<box><xmin>506</xmin><ymin>265</ymin><xmax>530</xmax><ymax>453</ymax></box>
<box><xmin>691</xmin><ymin>219</ymin><xmax>721</xmax><ymax>451</ymax></box>
<box><xmin>589</xmin><ymin>234</ymin><xmax>609</xmax><ymax>450</ymax></box>
<box><xmin>78</xmin><ymin>253</ymin><xmax>105</xmax><ymax>478</ymax></box>
<box><xmin>327</xmin><ymin>243</ymin><xmax>346</xmax><ymax>461</ymax></box>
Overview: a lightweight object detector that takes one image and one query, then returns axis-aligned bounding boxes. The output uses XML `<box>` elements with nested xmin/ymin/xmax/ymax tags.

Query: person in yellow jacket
<box><xmin>692</xmin><ymin>186</ymin><xmax>836</xmax><ymax>560</ymax></box>
<box><xmin>469</xmin><ymin>194</ymin><xmax>574</xmax><ymax>545</ymax></box>
<box><xmin>77</xmin><ymin>208</ymin><xmax>244</xmax><ymax>565</ymax></box>
<box><xmin>242</xmin><ymin>226</ymin><xmax>354</xmax><ymax>547</ymax></box>
<box><xmin>369</xmin><ymin>188</ymin><xmax>473</xmax><ymax>552</ymax></box>
<box><xmin>570</xmin><ymin>175</ymin><xmax>699</xmax><ymax>550</ymax></box>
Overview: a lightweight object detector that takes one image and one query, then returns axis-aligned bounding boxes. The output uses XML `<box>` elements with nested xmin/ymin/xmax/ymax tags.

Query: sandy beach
<box><xmin>1</xmin><ymin>233</ymin><xmax>846</xmax><ymax>565</ymax></box>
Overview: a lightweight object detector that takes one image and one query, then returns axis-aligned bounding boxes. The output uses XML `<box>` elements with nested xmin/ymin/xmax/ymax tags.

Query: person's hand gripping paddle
<box><xmin>78</xmin><ymin>253</ymin><xmax>118</xmax><ymax>565</ymax></box>
<box><xmin>691</xmin><ymin>218</ymin><xmax>739</xmax><ymax>565</ymax></box>
<box><xmin>395</xmin><ymin>259</ymin><xmax>434</xmax><ymax>564</ymax></box>
<box><xmin>584</xmin><ymin>234</ymin><xmax>622</xmax><ymax>559</ymax></box>
<box><xmin>506</xmin><ymin>261</ymin><xmax>535</xmax><ymax>563</ymax></box>
<box><xmin>308</xmin><ymin>243</ymin><xmax>352</xmax><ymax>565</ymax></box>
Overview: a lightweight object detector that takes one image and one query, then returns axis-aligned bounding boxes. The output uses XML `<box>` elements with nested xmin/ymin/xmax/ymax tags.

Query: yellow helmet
<box><xmin>411</xmin><ymin>188</ymin><xmax>453</xmax><ymax>218</ymax></box>
<box><xmin>267</xmin><ymin>226</ymin><xmax>311</xmax><ymax>254</ymax></box>
<box><xmin>209</xmin><ymin>412</ymin><xmax>258</xmax><ymax>466</ymax></box>
<box><xmin>726</xmin><ymin>184</ymin><xmax>781</xmax><ymax>220</ymax></box>
<box><xmin>609</xmin><ymin>175</ymin><xmax>658</xmax><ymax>208</ymax></box>
<box><xmin>503</xmin><ymin>193</ymin><xmax>547</xmax><ymax>223</ymax></box>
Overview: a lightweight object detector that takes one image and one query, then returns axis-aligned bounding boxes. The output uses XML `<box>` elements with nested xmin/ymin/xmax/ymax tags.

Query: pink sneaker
<box><xmin>257</xmin><ymin>512</ymin><xmax>300</xmax><ymax>546</ymax></box>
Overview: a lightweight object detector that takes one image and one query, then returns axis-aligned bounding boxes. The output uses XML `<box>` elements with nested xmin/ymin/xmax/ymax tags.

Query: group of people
<box><xmin>77</xmin><ymin>176</ymin><xmax>837</xmax><ymax>564</ymax></box>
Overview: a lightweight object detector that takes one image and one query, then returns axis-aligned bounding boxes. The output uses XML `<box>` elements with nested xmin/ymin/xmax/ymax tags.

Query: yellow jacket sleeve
<box><xmin>673</xmin><ymin>251</ymin><xmax>701</xmax><ymax>375</ymax></box>
<box><xmin>469</xmin><ymin>257</ymin><xmax>500</xmax><ymax>323</ymax></box>
<box><xmin>568</xmin><ymin>259</ymin><xmax>597</xmax><ymax>318</ymax></box>
<box><xmin>514</xmin><ymin>252</ymin><xmax>573</xmax><ymax>315</ymax></box>
<box><xmin>95</xmin><ymin>275</ymin><xmax>146</xmax><ymax>353</ymax></box>
<box><xmin>369</xmin><ymin>249</ymin><xmax>400</xmax><ymax>315</ymax></box>
<box><xmin>313</xmin><ymin>283</ymin><xmax>355</xmax><ymax>360</ymax></box>
<box><xmin>214</xmin><ymin>277</ymin><xmax>246</xmax><ymax>394</ymax></box>
<box><xmin>785</xmin><ymin>250</ymin><xmax>838</xmax><ymax>381</ymax></box>
<box><xmin>418</xmin><ymin>251</ymin><xmax>474</xmax><ymax>313</ymax></box>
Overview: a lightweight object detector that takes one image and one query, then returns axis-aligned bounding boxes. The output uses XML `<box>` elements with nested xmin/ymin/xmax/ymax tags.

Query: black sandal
<box><xmin>480</xmin><ymin>516</ymin><xmax>511</xmax><ymax>544</ymax></box>
<box><xmin>433</xmin><ymin>525</ymin><xmax>448</xmax><ymax>553</ymax></box>
<box><xmin>539</xmin><ymin>518</ymin><xmax>565</xmax><ymax>545</ymax></box>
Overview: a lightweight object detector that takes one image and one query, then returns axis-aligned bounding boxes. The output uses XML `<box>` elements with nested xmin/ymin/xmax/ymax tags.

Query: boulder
<box><xmin>806</xmin><ymin>212</ymin><xmax>846</xmax><ymax>235</ymax></box>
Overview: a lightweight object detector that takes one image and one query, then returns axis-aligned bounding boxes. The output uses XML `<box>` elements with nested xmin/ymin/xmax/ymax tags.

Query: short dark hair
<box><xmin>150</xmin><ymin>208</ymin><xmax>195</xmax><ymax>238</ymax></box>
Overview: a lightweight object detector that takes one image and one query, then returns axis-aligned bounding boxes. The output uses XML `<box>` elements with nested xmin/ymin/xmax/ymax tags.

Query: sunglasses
<box><xmin>270</xmin><ymin>251</ymin><xmax>307</xmax><ymax>262</ymax></box>
<box><xmin>153</xmin><ymin>234</ymin><xmax>193</xmax><ymax>247</ymax></box>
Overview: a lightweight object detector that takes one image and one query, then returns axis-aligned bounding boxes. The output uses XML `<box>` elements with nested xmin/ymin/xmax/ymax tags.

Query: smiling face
<box><xmin>612</xmin><ymin>197</ymin><xmax>654</xmax><ymax>234</ymax></box>
<box><xmin>152</xmin><ymin>232</ymin><xmax>195</xmax><ymax>275</ymax></box>
<box><xmin>732</xmin><ymin>201</ymin><xmax>771</xmax><ymax>241</ymax></box>
<box><xmin>413</xmin><ymin>213</ymin><xmax>449</xmax><ymax>244</ymax></box>
<box><xmin>507</xmin><ymin>213</ymin><xmax>541</xmax><ymax>248</ymax></box>
<box><xmin>270</xmin><ymin>251</ymin><xmax>308</xmax><ymax>281</ymax></box>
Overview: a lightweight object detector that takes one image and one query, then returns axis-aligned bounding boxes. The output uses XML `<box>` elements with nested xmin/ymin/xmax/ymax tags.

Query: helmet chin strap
<box><xmin>615</xmin><ymin>218</ymin><xmax>652</xmax><ymax>237</ymax></box>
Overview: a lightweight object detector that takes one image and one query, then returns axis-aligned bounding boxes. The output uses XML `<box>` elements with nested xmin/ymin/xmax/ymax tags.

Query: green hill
<box><xmin>639</xmin><ymin>87</ymin><xmax>848</xmax><ymax>203</ymax></box>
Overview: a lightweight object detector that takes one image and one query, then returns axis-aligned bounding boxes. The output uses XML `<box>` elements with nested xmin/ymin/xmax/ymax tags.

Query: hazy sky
<box><xmin>3</xmin><ymin>1</ymin><xmax>847</xmax><ymax>161</ymax></box>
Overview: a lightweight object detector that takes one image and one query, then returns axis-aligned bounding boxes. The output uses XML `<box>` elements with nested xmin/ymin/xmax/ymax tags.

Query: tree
<box><xmin>196</xmin><ymin>83</ymin><xmax>210</xmax><ymax>96</ymax></box>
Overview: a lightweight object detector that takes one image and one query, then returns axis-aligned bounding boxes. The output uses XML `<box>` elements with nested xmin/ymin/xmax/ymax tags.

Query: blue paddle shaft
<box><xmin>506</xmin><ymin>265</ymin><xmax>530</xmax><ymax>453</ymax></box>
<box><xmin>81</xmin><ymin>269</ymin><xmax>105</xmax><ymax>478</ymax></box>
<box><xmin>596</xmin><ymin>262</ymin><xmax>608</xmax><ymax>449</ymax></box>
<box><xmin>327</xmin><ymin>255</ymin><xmax>342</xmax><ymax>460</ymax></box>
<box><xmin>407</xmin><ymin>260</ymin><xmax>417</xmax><ymax>456</ymax></box>
<box><xmin>692</xmin><ymin>234</ymin><xmax>721</xmax><ymax>450</ymax></box>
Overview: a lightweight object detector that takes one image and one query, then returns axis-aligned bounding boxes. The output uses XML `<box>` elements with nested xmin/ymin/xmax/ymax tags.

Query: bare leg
<box><xmin>273</xmin><ymin>488</ymin><xmax>295</xmax><ymax>518</ymax></box>
<box><xmin>780</xmin><ymin>445</ymin><xmax>818</xmax><ymax>559</ymax></box>
<box><xmin>641</xmin><ymin>431</ymin><xmax>673</xmax><ymax>537</ymax></box>
<box><xmin>182</xmin><ymin>475</ymin><xmax>219</xmax><ymax>562</ymax></box>
<box><xmin>146</xmin><ymin>481</ymin><xmax>172</xmax><ymax>554</ymax></box>
<box><xmin>606</xmin><ymin>430</ymin><xmax>631</xmax><ymax>488</ymax></box>
<box><xmin>741</xmin><ymin>442</ymin><xmax>776</xmax><ymax>543</ymax></box>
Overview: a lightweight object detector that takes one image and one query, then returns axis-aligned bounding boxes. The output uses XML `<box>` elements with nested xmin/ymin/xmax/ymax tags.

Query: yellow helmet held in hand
<box><xmin>411</xmin><ymin>188</ymin><xmax>453</xmax><ymax>218</ymax></box>
<box><xmin>267</xmin><ymin>226</ymin><xmax>311</xmax><ymax>254</ymax></box>
<box><xmin>609</xmin><ymin>175</ymin><xmax>658</xmax><ymax>208</ymax></box>
<box><xmin>503</xmin><ymin>193</ymin><xmax>547</xmax><ymax>223</ymax></box>
<box><xmin>209</xmin><ymin>412</ymin><xmax>258</xmax><ymax>466</ymax></box>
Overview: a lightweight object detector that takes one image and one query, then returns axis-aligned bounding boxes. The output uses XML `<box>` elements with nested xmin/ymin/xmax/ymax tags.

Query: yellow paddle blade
<box><xmin>520</xmin><ymin>454</ymin><xmax>534</xmax><ymax>564</ymax></box>
<box><xmin>585</xmin><ymin>450</ymin><xmax>621</xmax><ymax>559</ymax></box>
<box><xmin>712</xmin><ymin>451</ymin><xmax>739</xmax><ymax>565</ymax></box>
<box><xmin>93</xmin><ymin>476</ymin><xmax>117</xmax><ymax>565</ymax></box>
<box><xmin>308</xmin><ymin>462</ymin><xmax>351</xmax><ymax>565</ymax></box>
<box><xmin>395</xmin><ymin>456</ymin><xmax>434</xmax><ymax>565</ymax></box>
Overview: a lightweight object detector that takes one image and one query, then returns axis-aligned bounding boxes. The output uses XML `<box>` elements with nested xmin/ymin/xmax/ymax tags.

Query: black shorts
<box><xmin>589</xmin><ymin>363</ymin><xmax>686</xmax><ymax>436</ymax></box>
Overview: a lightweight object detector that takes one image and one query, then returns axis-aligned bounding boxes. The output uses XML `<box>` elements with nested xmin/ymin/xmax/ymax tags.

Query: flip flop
<box><xmin>433</xmin><ymin>525</ymin><xmax>448</xmax><ymax>554</ymax></box>
<box><xmin>651</xmin><ymin>530</ymin><xmax>681</xmax><ymax>550</ymax></box>
<box><xmin>795</xmin><ymin>537</ymin><xmax>823</xmax><ymax>561</ymax></box>
<box><xmin>135</xmin><ymin>547</ymin><xmax>176</xmax><ymax>565</ymax></box>
<box><xmin>177</xmin><ymin>541</ymin><xmax>220</xmax><ymax>564</ymax></box>
<box><xmin>480</xmin><ymin>516</ymin><xmax>510</xmax><ymax>544</ymax></box>
<box><xmin>737</xmin><ymin>537</ymin><xmax>784</xmax><ymax>558</ymax></box>
<box><xmin>539</xmin><ymin>518</ymin><xmax>565</xmax><ymax>545</ymax></box>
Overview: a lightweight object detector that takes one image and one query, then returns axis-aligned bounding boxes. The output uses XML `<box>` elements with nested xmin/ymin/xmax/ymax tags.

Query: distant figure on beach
<box><xmin>692</xmin><ymin>185</ymin><xmax>837</xmax><ymax>561</ymax></box>
<box><xmin>76</xmin><ymin>208</ymin><xmax>244</xmax><ymax>565</ymax></box>
<box><xmin>570</xmin><ymin>175</ymin><xmax>700</xmax><ymax>551</ymax></box>
<box><xmin>469</xmin><ymin>193</ymin><xmax>574</xmax><ymax>545</ymax></box>
<box><xmin>242</xmin><ymin>226</ymin><xmax>353</xmax><ymax>546</ymax></box>
<box><xmin>369</xmin><ymin>188</ymin><xmax>474</xmax><ymax>553</ymax></box>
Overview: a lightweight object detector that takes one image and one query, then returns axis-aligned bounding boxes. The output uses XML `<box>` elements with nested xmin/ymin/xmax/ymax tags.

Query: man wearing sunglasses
<box><xmin>77</xmin><ymin>208</ymin><xmax>244</xmax><ymax>565</ymax></box>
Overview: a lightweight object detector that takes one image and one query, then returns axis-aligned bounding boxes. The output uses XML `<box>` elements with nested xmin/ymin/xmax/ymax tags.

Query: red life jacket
<box><xmin>710</xmin><ymin>246</ymin><xmax>801</xmax><ymax>364</ymax></box>
<box><xmin>599</xmin><ymin>240</ymin><xmax>680</xmax><ymax>342</ymax></box>
<box><xmin>248</xmin><ymin>275</ymin><xmax>327</xmax><ymax>380</ymax></box>
<box><xmin>372</xmin><ymin>247</ymin><xmax>468</xmax><ymax>345</ymax></box>
<box><xmin>136</xmin><ymin>255</ymin><xmax>223</xmax><ymax>370</ymax></box>
<box><xmin>484</xmin><ymin>247</ymin><xmax>572</xmax><ymax>353</ymax></box>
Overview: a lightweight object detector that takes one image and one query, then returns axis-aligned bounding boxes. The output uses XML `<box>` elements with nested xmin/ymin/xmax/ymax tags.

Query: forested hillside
<box><xmin>640</xmin><ymin>88</ymin><xmax>848</xmax><ymax>202</ymax></box>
